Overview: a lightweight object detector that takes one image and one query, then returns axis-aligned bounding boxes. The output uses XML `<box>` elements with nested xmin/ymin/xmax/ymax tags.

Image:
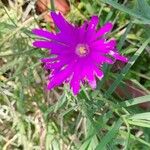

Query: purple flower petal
<box><xmin>70</xmin><ymin>64</ymin><xmax>82</xmax><ymax>95</ymax></box>
<box><xmin>85</xmin><ymin>66</ymin><xmax>96</xmax><ymax>89</ymax></box>
<box><xmin>45</xmin><ymin>55</ymin><xmax>74</xmax><ymax>70</ymax></box>
<box><xmin>106</xmin><ymin>39</ymin><xmax>116</xmax><ymax>50</ymax></box>
<box><xmin>88</xmin><ymin>16</ymin><xmax>99</xmax><ymax>30</ymax></box>
<box><xmin>47</xmin><ymin>63</ymin><xmax>74</xmax><ymax>89</ymax></box>
<box><xmin>33</xmin><ymin>41</ymin><xmax>52</xmax><ymax>49</ymax></box>
<box><xmin>94</xmin><ymin>67</ymin><xmax>104</xmax><ymax>79</ymax></box>
<box><xmin>96</xmin><ymin>22</ymin><xmax>113</xmax><ymax>37</ymax></box>
<box><xmin>32</xmin><ymin>29</ymin><xmax>56</xmax><ymax>40</ymax></box>
<box><xmin>91</xmin><ymin>52</ymin><xmax>115</xmax><ymax>64</ymax></box>
<box><xmin>86</xmin><ymin>16</ymin><xmax>99</xmax><ymax>42</ymax></box>
<box><xmin>110</xmin><ymin>51</ymin><xmax>128</xmax><ymax>62</ymax></box>
<box><xmin>32</xmin><ymin>29</ymin><xmax>72</xmax><ymax>46</ymax></box>
<box><xmin>33</xmin><ymin>40</ymin><xmax>72</xmax><ymax>55</ymax></box>
<box><xmin>51</xmin><ymin>11</ymin><xmax>74</xmax><ymax>32</ymax></box>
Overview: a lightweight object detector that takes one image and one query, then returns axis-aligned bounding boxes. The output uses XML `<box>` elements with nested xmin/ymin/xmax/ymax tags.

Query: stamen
<box><xmin>76</xmin><ymin>44</ymin><xmax>89</xmax><ymax>57</ymax></box>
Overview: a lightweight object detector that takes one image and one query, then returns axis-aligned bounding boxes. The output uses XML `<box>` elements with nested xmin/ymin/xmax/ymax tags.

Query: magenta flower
<box><xmin>32</xmin><ymin>11</ymin><xmax>128</xmax><ymax>95</ymax></box>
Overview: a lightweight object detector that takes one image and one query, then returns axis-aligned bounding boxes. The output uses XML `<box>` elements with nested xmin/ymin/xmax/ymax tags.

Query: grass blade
<box><xmin>100</xmin><ymin>0</ymin><xmax>150</xmax><ymax>24</ymax></box>
<box><xmin>120</xmin><ymin>94</ymin><xmax>150</xmax><ymax>107</ymax></box>
<box><xmin>95</xmin><ymin>119</ymin><xmax>122</xmax><ymax>150</ymax></box>
<box><xmin>105</xmin><ymin>38</ymin><xmax>150</xmax><ymax>98</ymax></box>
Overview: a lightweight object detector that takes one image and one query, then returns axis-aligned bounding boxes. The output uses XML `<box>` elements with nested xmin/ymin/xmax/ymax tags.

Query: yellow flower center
<box><xmin>76</xmin><ymin>44</ymin><xmax>89</xmax><ymax>57</ymax></box>
<box><xmin>78</xmin><ymin>46</ymin><xmax>87</xmax><ymax>55</ymax></box>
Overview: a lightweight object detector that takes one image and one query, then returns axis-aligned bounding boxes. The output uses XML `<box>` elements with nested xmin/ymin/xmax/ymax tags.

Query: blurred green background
<box><xmin>1</xmin><ymin>0</ymin><xmax>150</xmax><ymax>149</ymax></box>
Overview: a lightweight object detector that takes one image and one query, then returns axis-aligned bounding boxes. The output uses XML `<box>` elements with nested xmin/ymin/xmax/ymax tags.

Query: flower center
<box><xmin>75</xmin><ymin>44</ymin><xmax>89</xmax><ymax>57</ymax></box>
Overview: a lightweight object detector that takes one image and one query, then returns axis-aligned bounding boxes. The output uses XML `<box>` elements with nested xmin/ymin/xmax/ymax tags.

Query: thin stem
<box><xmin>50</xmin><ymin>0</ymin><xmax>55</xmax><ymax>11</ymax></box>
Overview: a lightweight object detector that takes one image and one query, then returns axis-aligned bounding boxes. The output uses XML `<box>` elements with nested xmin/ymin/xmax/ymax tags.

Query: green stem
<box><xmin>50</xmin><ymin>0</ymin><xmax>55</xmax><ymax>11</ymax></box>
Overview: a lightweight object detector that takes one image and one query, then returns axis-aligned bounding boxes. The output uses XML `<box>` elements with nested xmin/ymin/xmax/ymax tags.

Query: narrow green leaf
<box><xmin>95</xmin><ymin>119</ymin><xmax>122</xmax><ymax>150</ymax></box>
<box><xmin>100</xmin><ymin>0</ymin><xmax>150</xmax><ymax>24</ymax></box>
<box><xmin>129</xmin><ymin>112</ymin><xmax>150</xmax><ymax>120</ymax></box>
<box><xmin>128</xmin><ymin>120</ymin><xmax>150</xmax><ymax>128</ymax></box>
<box><xmin>105</xmin><ymin>38</ymin><xmax>150</xmax><ymax>98</ymax></box>
<box><xmin>118</xmin><ymin>21</ymin><xmax>132</xmax><ymax>51</ymax></box>
<box><xmin>135</xmin><ymin>0</ymin><xmax>150</xmax><ymax>19</ymax></box>
<box><xmin>120</xmin><ymin>94</ymin><xmax>150</xmax><ymax>107</ymax></box>
<box><xmin>50</xmin><ymin>0</ymin><xmax>55</xmax><ymax>11</ymax></box>
<box><xmin>88</xmin><ymin>135</ymin><xmax>99</xmax><ymax>150</ymax></box>
<box><xmin>120</xmin><ymin>130</ymin><xmax>150</xmax><ymax>147</ymax></box>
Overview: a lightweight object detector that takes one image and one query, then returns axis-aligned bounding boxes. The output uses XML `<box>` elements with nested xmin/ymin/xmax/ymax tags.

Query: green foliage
<box><xmin>0</xmin><ymin>0</ymin><xmax>150</xmax><ymax>149</ymax></box>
